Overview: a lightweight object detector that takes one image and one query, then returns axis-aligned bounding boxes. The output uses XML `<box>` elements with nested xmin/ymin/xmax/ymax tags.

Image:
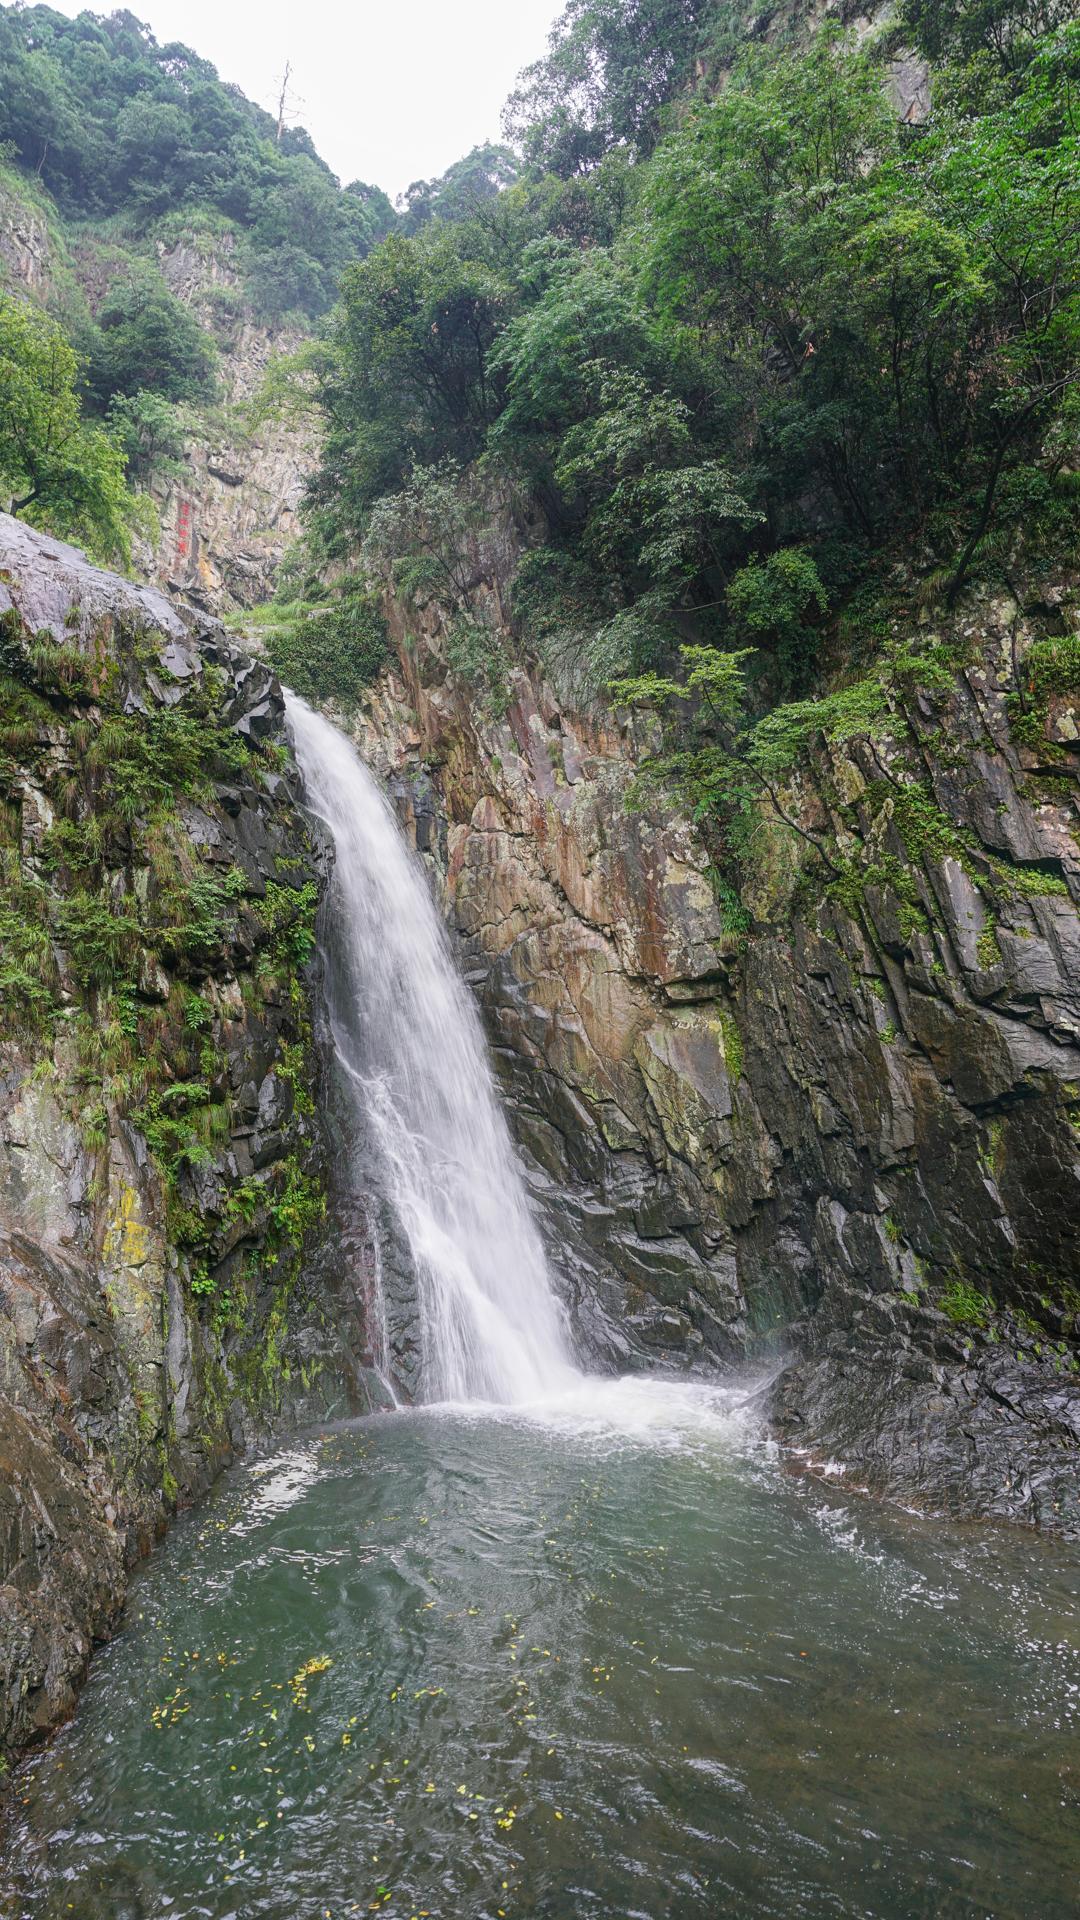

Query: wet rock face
<box><xmin>0</xmin><ymin>1235</ymin><xmax>129</xmax><ymax>1750</ymax></box>
<box><xmin>0</xmin><ymin>518</ymin><xmax>367</xmax><ymax>1762</ymax></box>
<box><xmin>357</xmin><ymin>532</ymin><xmax>1080</xmax><ymax>1535</ymax></box>
<box><xmin>360</xmin><ymin>668</ymin><xmax>748</xmax><ymax>1375</ymax></box>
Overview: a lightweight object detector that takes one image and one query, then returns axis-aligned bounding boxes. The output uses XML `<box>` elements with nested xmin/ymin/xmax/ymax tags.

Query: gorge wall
<box><xmin>0</xmin><ymin>391</ymin><xmax>1077</xmax><ymax>1784</ymax></box>
<box><xmin>0</xmin><ymin>176</ymin><xmax>315</xmax><ymax>619</ymax></box>
<box><xmin>139</xmin><ymin>234</ymin><xmax>314</xmax><ymax>615</ymax></box>
<box><xmin>352</xmin><ymin>503</ymin><xmax>1080</xmax><ymax>1537</ymax></box>
<box><xmin>0</xmin><ymin>516</ymin><xmax>371</xmax><ymax>1764</ymax></box>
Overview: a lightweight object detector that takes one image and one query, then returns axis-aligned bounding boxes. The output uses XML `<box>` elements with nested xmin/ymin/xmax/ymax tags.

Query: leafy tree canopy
<box><xmin>309</xmin><ymin>1</ymin><xmax>1080</xmax><ymax>730</ymax></box>
<box><xmin>0</xmin><ymin>5</ymin><xmax>396</xmax><ymax>318</ymax></box>
<box><xmin>0</xmin><ymin>292</ymin><xmax>144</xmax><ymax>563</ymax></box>
<box><xmin>900</xmin><ymin>0</ymin><xmax>1075</xmax><ymax>71</ymax></box>
<box><xmin>504</xmin><ymin>0</ymin><xmax>713</xmax><ymax>176</ymax></box>
<box><xmin>400</xmin><ymin>145</ymin><xmax>521</xmax><ymax>234</ymax></box>
<box><xmin>84</xmin><ymin>264</ymin><xmax>217</xmax><ymax>408</ymax></box>
<box><xmin>309</xmin><ymin>229</ymin><xmax>513</xmax><ymax>542</ymax></box>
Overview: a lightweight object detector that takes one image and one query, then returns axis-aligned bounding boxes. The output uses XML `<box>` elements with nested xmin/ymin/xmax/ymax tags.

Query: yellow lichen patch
<box><xmin>103</xmin><ymin>1180</ymin><xmax>152</xmax><ymax>1270</ymax></box>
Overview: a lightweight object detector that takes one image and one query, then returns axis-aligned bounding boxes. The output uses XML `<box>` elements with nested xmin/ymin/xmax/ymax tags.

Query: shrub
<box><xmin>255</xmin><ymin>580</ymin><xmax>389</xmax><ymax>710</ymax></box>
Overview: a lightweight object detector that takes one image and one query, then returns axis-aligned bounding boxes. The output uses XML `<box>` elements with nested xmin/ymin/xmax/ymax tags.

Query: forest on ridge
<box><xmin>1</xmin><ymin>0</ymin><xmax>1078</xmax><ymax>907</ymax></box>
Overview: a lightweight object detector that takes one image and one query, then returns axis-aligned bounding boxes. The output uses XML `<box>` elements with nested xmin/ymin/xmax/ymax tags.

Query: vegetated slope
<box><xmin>0</xmin><ymin>2</ymin><xmax>404</xmax><ymax>607</ymax></box>
<box><xmin>0</xmin><ymin>3</ymin><xmax>396</xmax><ymax>321</ymax></box>
<box><xmin>0</xmin><ymin>5</ymin><xmax>530</xmax><ymax>613</ymax></box>
<box><xmin>288</xmin><ymin>0</ymin><xmax>1080</xmax><ymax>1525</ymax></box>
<box><xmin>306</xmin><ymin>0</ymin><xmax>1078</xmax><ymax>671</ymax></box>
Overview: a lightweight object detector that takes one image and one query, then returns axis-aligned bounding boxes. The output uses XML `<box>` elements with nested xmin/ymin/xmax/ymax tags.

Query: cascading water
<box><xmin>287</xmin><ymin>694</ymin><xmax>577</xmax><ymax>1406</ymax></box>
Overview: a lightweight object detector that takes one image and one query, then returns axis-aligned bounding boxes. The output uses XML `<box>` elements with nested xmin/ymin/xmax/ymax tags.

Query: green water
<box><xmin>4</xmin><ymin>1378</ymin><xmax>1079</xmax><ymax>1919</ymax></box>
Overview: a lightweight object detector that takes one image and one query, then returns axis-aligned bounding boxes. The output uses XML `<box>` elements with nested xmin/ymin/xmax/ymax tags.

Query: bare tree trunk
<box><xmin>946</xmin><ymin>435</ymin><xmax>1010</xmax><ymax>606</ymax></box>
<box><xmin>276</xmin><ymin>62</ymin><xmax>292</xmax><ymax>146</ymax></box>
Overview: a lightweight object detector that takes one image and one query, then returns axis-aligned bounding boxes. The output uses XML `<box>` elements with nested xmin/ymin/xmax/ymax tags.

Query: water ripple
<box><xmin>3</xmin><ymin>1401</ymin><xmax>1079</xmax><ymax>1920</ymax></box>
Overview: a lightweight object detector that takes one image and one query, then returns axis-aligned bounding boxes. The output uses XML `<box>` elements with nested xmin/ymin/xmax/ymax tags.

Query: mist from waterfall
<box><xmin>287</xmin><ymin>695</ymin><xmax>577</xmax><ymax>1406</ymax></box>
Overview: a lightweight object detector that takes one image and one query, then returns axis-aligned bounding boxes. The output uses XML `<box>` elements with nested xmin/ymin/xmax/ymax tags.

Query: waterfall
<box><xmin>287</xmin><ymin>695</ymin><xmax>578</xmax><ymax>1407</ymax></box>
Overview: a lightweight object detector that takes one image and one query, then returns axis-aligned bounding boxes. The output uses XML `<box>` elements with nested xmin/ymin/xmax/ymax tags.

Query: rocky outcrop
<box><xmin>356</xmin><ymin>512</ymin><xmax>1080</xmax><ymax>1535</ymax></box>
<box><xmin>0</xmin><ymin>181</ymin><xmax>51</xmax><ymax>298</ymax></box>
<box><xmin>358</xmin><ymin>670</ymin><xmax>749</xmax><ymax>1373</ymax></box>
<box><xmin>0</xmin><ymin>517</ymin><xmax>371</xmax><ymax>1763</ymax></box>
<box><xmin>138</xmin><ymin>236</ymin><xmax>315</xmax><ymax>614</ymax></box>
<box><xmin>0</xmin><ymin>177</ymin><xmax>314</xmax><ymax>618</ymax></box>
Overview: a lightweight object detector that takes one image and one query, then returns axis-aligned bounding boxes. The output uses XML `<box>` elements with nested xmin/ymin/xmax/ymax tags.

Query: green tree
<box><xmin>0</xmin><ymin>294</ymin><xmax>140</xmax><ymax>563</ymax></box>
<box><xmin>504</xmin><ymin>0</ymin><xmax>712</xmax><ymax>176</ymax></box>
<box><xmin>400</xmin><ymin>144</ymin><xmax>520</xmax><ymax>233</ymax></box>
<box><xmin>310</xmin><ymin>229</ymin><xmax>512</xmax><ymax>540</ymax></box>
<box><xmin>901</xmin><ymin>0</ymin><xmax>1074</xmax><ymax>72</ymax></box>
<box><xmin>85</xmin><ymin>266</ymin><xmax>216</xmax><ymax>408</ymax></box>
<box><xmin>113</xmin><ymin>94</ymin><xmax>194</xmax><ymax>215</ymax></box>
<box><xmin>105</xmin><ymin>390</ymin><xmax>191</xmax><ymax>484</ymax></box>
<box><xmin>727</xmin><ymin>550</ymin><xmax>828</xmax><ymax>685</ymax></box>
<box><xmin>554</xmin><ymin>362</ymin><xmax>756</xmax><ymax>586</ymax></box>
<box><xmin>362</xmin><ymin>462</ymin><xmax>486</xmax><ymax>613</ymax></box>
<box><xmin>492</xmin><ymin>244</ymin><xmax>657</xmax><ymax>458</ymax></box>
<box><xmin>928</xmin><ymin>29</ymin><xmax>1080</xmax><ymax>593</ymax></box>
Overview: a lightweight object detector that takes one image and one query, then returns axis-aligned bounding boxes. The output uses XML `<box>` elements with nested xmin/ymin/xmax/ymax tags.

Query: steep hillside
<box><xmin>350</xmin><ymin>483</ymin><xmax>1080</xmax><ymax>1531</ymax></box>
<box><xmin>0</xmin><ymin>5</ymin><xmax>394</xmax><ymax>318</ymax></box>
<box><xmin>0</xmin><ymin>512</ymin><xmax>385</xmax><ymax>1760</ymax></box>
<box><xmin>0</xmin><ymin>171</ymin><xmax>315</xmax><ymax>610</ymax></box>
<box><xmin>0</xmin><ymin>2</ymin><xmax>398</xmax><ymax>613</ymax></box>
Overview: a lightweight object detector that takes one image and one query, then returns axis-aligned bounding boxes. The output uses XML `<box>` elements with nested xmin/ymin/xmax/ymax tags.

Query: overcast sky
<box><xmin>43</xmin><ymin>0</ymin><xmax>563</xmax><ymax>199</ymax></box>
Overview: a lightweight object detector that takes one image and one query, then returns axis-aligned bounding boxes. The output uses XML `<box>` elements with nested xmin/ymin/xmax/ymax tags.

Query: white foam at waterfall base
<box><xmin>288</xmin><ymin>694</ymin><xmax>579</xmax><ymax>1406</ymax></box>
<box><xmin>425</xmin><ymin>1372</ymin><xmax>772</xmax><ymax>1453</ymax></box>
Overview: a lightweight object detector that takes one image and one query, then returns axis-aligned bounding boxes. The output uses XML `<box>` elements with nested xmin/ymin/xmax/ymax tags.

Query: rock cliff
<box><xmin>0</xmin><ymin>517</ymin><xmax>368</xmax><ymax>1764</ymax></box>
<box><xmin>140</xmin><ymin>235</ymin><xmax>315</xmax><ymax>614</ymax></box>
<box><xmin>0</xmin><ymin>182</ymin><xmax>314</xmax><ymax>619</ymax></box>
<box><xmin>0</xmin><ymin>178</ymin><xmax>50</xmax><ymax>299</ymax></box>
<box><xmin>354</xmin><ymin>505</ymin><xmax>1080</xmax><ymax>1536</ymax></box>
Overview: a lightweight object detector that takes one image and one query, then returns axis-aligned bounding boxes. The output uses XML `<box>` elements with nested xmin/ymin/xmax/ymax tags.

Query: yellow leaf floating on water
<box><xmin>289</xmin><ymin>1656</ymin><xmax>333</xmax><ymax>1707</ymax></box>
